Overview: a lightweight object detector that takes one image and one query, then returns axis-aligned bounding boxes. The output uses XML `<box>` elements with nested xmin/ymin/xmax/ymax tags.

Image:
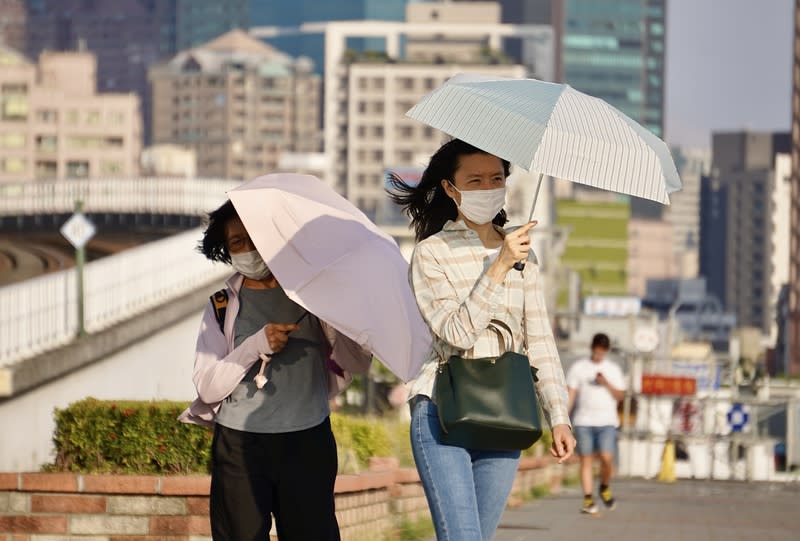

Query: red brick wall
<box><xmin>0</xmin><ymin>458</ymin><xmax>571</xmax><ymax>540</ymax></box>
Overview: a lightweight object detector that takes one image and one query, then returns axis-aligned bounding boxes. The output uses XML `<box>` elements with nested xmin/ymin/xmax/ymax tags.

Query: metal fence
<box><xmin>0</xmin><ymin>228</ymin><xmax>230</xmax><ymax>366</ymax></box>
<box><xmin>0</xmin><ymin>177</ymin><xmax>240</xmax><ymax>217</ymax></box>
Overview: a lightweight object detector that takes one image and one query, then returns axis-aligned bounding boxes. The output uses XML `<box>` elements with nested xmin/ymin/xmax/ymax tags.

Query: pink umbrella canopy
<box><xmin>228</xmin><ymin>173</ymin><xmax>430</xmax><ymax>382</ymax></box>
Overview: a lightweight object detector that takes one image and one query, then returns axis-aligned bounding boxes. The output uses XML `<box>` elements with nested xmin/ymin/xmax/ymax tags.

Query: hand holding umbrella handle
<box><xmin>512</xmin><ymin>172</ymin><xmax>543</xmax><ymax>273</ymax></box>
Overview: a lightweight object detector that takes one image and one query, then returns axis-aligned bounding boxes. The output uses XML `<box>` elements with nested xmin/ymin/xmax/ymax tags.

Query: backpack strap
<box><xmin>209</xmin><ymin>289</ymin><xmax>228</xmax><ymax>334</ymax></box>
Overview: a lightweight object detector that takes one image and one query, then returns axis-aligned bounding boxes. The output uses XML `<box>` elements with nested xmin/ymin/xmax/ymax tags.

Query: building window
<box><xmin>36</xmin><ymin>109</ymin><xmax>58</xmax><ymax>123</ymax></box>
<box><xmin>423</xmin><ymin>127</ymin><xmax>435</xmax><ymax>138</ymax></box>
<box><xmin>1</xmin><ymin>157</ymin><xmax>26</xmax><ymax>174</ymax></box>
<box><xmin>86</xmin><ymin>111</ymin><xmax>101</xmax><ymax>125</ymax></box>
<box><xmin>358</xmin><ymin>101</ymin><xmax>367</xmax><ymax>113</ymax></box>
<box><xmin>373</xmin><ymin>126</ymin><xmax>384</xmax><ymax>137</ymax></box>
<box><xmin>399</xmin><ymin>77</ymin><xmax>414</xmax><ymax>90</ymax></box>
<box><xmin>66</xmin><ymin>110</ymin><xmax>79</xmax><ymax>125</ymax></box>
<box><xmin>0</xmin><ymin>133</ymin><xmax>25</xmax><ymax>148</ymax></box>
<box><xmin>1</xmin><ymin>93</ymin><xmax>28</xmax><ymax>121</ymax></box>
<box><xmin>357</xmin><ymin>126</ymin><xmax>367</xmax><ymax>137</ymax></box>
<box><xmin>107</xmin><ymin>111</ymin><xmax>125</xmax><ymax>125</ymax></box>
<box><xmin>424</xmin><ymin>78</ymin><xmax>436</xmax><ymax>90</ymax></box>
<box><xmin>35</xmin><ymin>135</ymin><xmax>57</xmax><ymax>152</ymax></box>
<box><xmin>100</xmin><ymin>160</ymin><xmax>123</xmax><ymax>175</ymax></box>
<box><xmin>372</xmin><ymin>150</ymin><xmax>384</xmax><ymax>162</ymax></box>
<box><xmin>358</xmin><ymin>78</ymin><xmax>368</xmax><ymax>90</ymax></box>
<box><xmin>35</xmin><ymin>160</ymin><xmax>57</xmax><ymax>178</ymax></box>
<box><xmin>373</xmin><ymin>102</ymin><xmax>384</xmax><ymax>114</ymax></box>
<box><xmin>66</xmin><ymin>161</ymin><xmax>89</xmax><ymax>178</ymax></box>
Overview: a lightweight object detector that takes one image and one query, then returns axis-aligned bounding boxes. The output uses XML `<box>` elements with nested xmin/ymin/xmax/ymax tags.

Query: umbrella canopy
<box><xmin>228</xmin><ymin>173</ymin><xmax>430</xmax><ymax>382</ymax></box>
<box><xmin>406</xmin><ymin>73</ymin><xmax>681</xmax><ymax>205</ymax></box>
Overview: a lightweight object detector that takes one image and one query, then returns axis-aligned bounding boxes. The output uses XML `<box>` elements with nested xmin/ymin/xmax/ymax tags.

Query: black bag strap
<box><xmin>209</xmin><ymin>289</ymin><xmax>228</xmax><ymax>334</ymax></box>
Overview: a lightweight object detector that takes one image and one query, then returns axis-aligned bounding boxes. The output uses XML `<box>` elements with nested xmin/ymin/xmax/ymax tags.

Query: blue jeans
<box><xmin>574</xmin><ymin>425</ymin><xmax>617</xmax><ymax>456</ymax></box>
<box><xmin>410</xmin><ymin>397</ymin><xmax>520</xmax><ymax>541</ymax></box>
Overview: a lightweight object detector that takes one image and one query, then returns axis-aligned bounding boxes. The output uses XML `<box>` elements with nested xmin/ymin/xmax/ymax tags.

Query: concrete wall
<box><xmin>0</xmin><ymin>311</ymin><xmax>202</xmax><ymax>471</ymax></box>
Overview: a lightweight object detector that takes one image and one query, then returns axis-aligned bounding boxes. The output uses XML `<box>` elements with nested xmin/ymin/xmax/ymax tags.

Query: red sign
<box><xmin>641</xmin><ymin>375</ymin><xmax>697</xmax><ymax>396</ymax></box>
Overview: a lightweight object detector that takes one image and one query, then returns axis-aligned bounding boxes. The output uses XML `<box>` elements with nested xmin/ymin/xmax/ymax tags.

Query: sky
<box><xmin>664</xmin><ymin>0</ymin><xmax>794</xmax><ymax>148</ymax></box>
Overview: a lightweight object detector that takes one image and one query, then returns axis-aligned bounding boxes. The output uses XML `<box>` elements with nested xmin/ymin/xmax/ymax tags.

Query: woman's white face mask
<box><xmin>230</xmin><ymin>250</ymin><xmax>272</xmax><ymax>280</ymax></box>
<box><xmin>449</xmin><ymin>182</ymin><xmax>507</xmax><ymax>225</ymax></box>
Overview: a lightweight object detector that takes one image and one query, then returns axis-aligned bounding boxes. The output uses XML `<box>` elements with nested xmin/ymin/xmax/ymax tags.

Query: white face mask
<box><xmin>230</xmin><ymin>250</ymin><xmax>272</xmax><ymax>280</ymax></box>
<box><xmin>449</xmin><ymin>183</ymin><xmax>507</xmax><ymax>225</ymax></box>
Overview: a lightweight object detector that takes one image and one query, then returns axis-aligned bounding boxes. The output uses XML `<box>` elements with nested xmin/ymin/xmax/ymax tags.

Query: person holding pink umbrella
<box><xmin>179</xmin><ymin>200</ymin><xmax>372</xmax><ymax>541</ymax></box>
<box><xmin>389</xmin><ymin>139</ymin><xmax>576</xmax><ymax>541</ymax></box>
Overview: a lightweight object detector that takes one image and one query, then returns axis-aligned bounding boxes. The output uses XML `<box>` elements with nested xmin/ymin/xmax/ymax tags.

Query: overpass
<box><xmin>0</xmin><ymin>177</ymin><xmax>416</xmax><ymax>470</ymax></box>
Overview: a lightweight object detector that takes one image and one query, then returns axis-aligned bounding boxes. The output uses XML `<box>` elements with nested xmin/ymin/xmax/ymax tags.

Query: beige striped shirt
<box><xmin>407</xmin><ymin>219</ymin><xmax>571</xmax><ymax>428</ymax></box>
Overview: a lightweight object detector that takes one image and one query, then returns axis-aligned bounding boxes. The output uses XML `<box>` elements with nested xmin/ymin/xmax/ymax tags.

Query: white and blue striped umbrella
<box><xmin>406</xmin><ymin>73</ymin><xmax>682</xmax><ymax>205</ymax></box>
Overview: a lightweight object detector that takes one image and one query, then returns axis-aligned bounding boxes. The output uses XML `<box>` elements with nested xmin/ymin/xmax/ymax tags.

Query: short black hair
<box><xmin>591</xmin><ymin>333</ymin><xmax>611</xmax><ymax>350</ymax></box>
<box><xmin>198</xmin><ymin>200</ymin><xmax>238</xmax><ymax>264</ymax></box>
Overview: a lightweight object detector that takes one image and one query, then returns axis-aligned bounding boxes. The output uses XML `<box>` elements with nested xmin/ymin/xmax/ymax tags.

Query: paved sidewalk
<box><xmin>429</xmin><ymin>479</ymin><xmax>800</xmax><ymax>540</ymax></box>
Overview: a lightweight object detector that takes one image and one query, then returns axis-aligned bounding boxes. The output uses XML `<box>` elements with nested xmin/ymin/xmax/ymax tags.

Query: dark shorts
<box><xmin>574</xmin><ymin>425</ymin><xmax>617</xmax><ymax>456</ymax></box>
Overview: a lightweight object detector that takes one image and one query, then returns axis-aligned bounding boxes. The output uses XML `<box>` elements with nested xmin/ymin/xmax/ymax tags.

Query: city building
<box><xmin>560</xmin><ymin>0</ymin><xmax>667</xmax><ymax>219</ymax></box>
<box><xmin>0</xmin><ymin>0</ymin><xmax>25</xmax><ymax>52</ymax></box>
<box><xmin>496</xmin><ymin>0</ymin><xmax>564</xmax><ymax>80</ymax></box>
<box><xmin>664</xmin><ymin>147</ymin><xmax>709</xmax><ymax>278</ymax></box>
<box><xmin>627</xmin><ymin>218</ymin><xmax>676</xmax><ymax>296</ymax></box>
<box><xmin>250</xmin><ymin>0</ymin><xmax>410</xmax><ymax>73</ymax></box>
<box><xmin>556</xmin><ymin>197</ymin><xmax>629</xmax><ymax>302</ymax></box>
<box><xmin>641</xmin><ymin>278</ymin><xmax>736</xmax><ymax>349</ymax></box>
<box><xmin>772</xmin><ymin>153</ymin><xmax>792</xmax><ymax>345</ymax></box>
<box><xmin>25</xmin><ymin>0</ymin><xmax>249</xmax><ymax>143</ymax></box>
<box><xmin>251</xmin><ymin>3</ymin><xmax>553</xmax><ymax>199</ymax></box>
<box><xmin>140</xmin><ymin>144</ymin><xmax>196</xmax><ymax>178</ymax></box>
<box><xmin>0</xmin><ymin>46</ymin><xmax>141</xmax><ymax>181</ymax></box>
<box><xmin>699</xmin><ymin>131</ymin><xmax>792</xmax><ymax>335</ymax></box>
<box><xmin>148</xmin><ymin>30</ymin><xmax>321</xmax><ymax>181</ymax></box>
<box><xmin>790</xmin><ymin>0</ymin><xmax>800</xmax><ymax>374</ymax></box>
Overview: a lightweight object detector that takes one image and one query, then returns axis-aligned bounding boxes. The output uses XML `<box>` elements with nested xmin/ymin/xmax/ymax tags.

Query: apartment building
<box><xmin>149</xmin><ymin>30</ymin><xmax>321</xmax><ymax>180</ymax></box>
<box><xmin>0</xmin><ymin>46</ymin><xmax>141</xmax><ymax>181</ymax></box>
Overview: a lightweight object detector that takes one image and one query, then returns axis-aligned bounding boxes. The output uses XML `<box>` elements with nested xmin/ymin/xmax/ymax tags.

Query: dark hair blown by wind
<box><xmin>198</xmin><ymin>200</ymin><xmax>238</xmax><ymax>264</ymax></box>
<box><xmin>386</xmin><ymin>139</ymin><xmax>511</xmax><ymax>242</ymax></box>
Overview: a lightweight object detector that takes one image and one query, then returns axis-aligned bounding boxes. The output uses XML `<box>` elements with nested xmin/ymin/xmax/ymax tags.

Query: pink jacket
<box><xmin>178</xmin><ymin>273</ymin><xmax>372</xmax><ymax>427</ymax></box>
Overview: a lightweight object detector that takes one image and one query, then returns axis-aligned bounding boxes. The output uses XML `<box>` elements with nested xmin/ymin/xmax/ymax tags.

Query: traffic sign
<box><xmin>726</xmin><ymin>403</ymin><xmax>749</xmax><ymax>433</ymax></box>
<box><xmin>60</xmin><ymin>212</ymin><xmax>96</xmax><ymax>249</ymax></box>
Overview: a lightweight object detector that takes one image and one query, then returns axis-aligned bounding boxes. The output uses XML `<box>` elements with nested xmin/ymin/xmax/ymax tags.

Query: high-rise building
<box><xmin>561</xmin><ymin>0</ymin><xmax>666</xmax><ymax>219</ymax></box>
<box><xmin>25</xmin><ymin>0</ymin><xmax>249</xmax><ymax>144</ymax></box>
<box><xmin>250</xmin><ymin>0</ymin><xmax>410</xmax><ymax>74</ymax></box>
<box><xmin>0</xmin><ymin>46</ymin><xmax>141</xmax><ymax>181</ymax></box>
<box><xmin>627</xmin><ymin>218</ymin><xmax>675</xmax><ymax>296</ymax></box>
<box><xmin>497</xmin><ymin>0</ymin><xmax>564</xmax><ymax>81</ymax></box>
<box><xmin>699</xmin><ymin>132</ymin><xmax>792</xmax><ymax>334</ymax></box>
<box><xmin>790</xmin><ymin>0</ymin><xmax>800</xmax><ymax>374</ymax></box>
<box><xmin>665</xmin><ymin>147</ymin><xmax>709</xmax><ymax>278</ymax></box>
<box><xmin>0</xmin><ymin>0</ymin><xmax>25</xmax><ymax>52</ymax></box>
<box><xmin>149</xmin><ymin>30</ymin><xmax>320</xmax><ymax>181</ymax></box>
<box><xmin>305</xmin><ymin>3</ymin><xmax>552</xmax><ymax>196</ymax></box>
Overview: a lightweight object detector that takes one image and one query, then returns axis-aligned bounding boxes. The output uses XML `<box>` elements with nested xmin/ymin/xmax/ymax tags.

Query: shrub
<box><xmin>49</xmin><ymin>398</ymin><xmax>211</xmax><ymax>474</ymax></box>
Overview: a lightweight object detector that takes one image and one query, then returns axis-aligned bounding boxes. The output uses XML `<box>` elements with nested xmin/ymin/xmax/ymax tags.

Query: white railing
<box><xmin>0</xmin><ymin>229</ymin><xmax>230</xmax><ymax>367</ymax></box>
<box><xmin>0</xmin><ymin>177</ymin><xmax>241</xmax><ymax>217</ymax></box>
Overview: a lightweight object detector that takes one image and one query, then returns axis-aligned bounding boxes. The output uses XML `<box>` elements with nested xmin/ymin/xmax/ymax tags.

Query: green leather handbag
<box><xmin>434</xmin><ymin>319</ymin><xmax>543</xmax><ymax>451</ymax></box>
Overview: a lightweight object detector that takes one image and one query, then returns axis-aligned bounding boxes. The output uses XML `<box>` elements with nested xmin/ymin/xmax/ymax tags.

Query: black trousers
<box><xmin>210</xmin><ymin>418</ymin><xmax>340</xmax><ymax>541</ymax></box>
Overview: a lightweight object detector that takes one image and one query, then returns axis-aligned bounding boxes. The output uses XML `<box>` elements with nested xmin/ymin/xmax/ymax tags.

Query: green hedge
<box><xmin>47</xmin><ymin>398</ymin><xmax>408</xmax><ymax>475</ymax></box>
<box><xmin>49</xmin><ymin>399</ymin><xmax>212</xmax><ymax>474</ymax></box>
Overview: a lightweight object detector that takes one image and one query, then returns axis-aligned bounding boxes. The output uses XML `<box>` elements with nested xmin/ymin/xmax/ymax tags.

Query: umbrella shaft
<box><xmin>527</xmin><ymin>173</ymin><xmax>544</xmax><ymax>222</ymax></box>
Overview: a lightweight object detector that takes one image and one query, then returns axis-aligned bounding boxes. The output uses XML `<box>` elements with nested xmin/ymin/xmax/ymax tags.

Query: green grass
<box><xmin>382</xmin><ymin>517</ymin><xmax>435</xmax><ymax>541</ymax></box>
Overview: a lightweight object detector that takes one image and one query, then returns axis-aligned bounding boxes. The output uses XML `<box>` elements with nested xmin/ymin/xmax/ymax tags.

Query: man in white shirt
<box><xmin>566</xmin><ymin>333</ymin><xmax>626</xmax><ymax>514</ymax></box>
